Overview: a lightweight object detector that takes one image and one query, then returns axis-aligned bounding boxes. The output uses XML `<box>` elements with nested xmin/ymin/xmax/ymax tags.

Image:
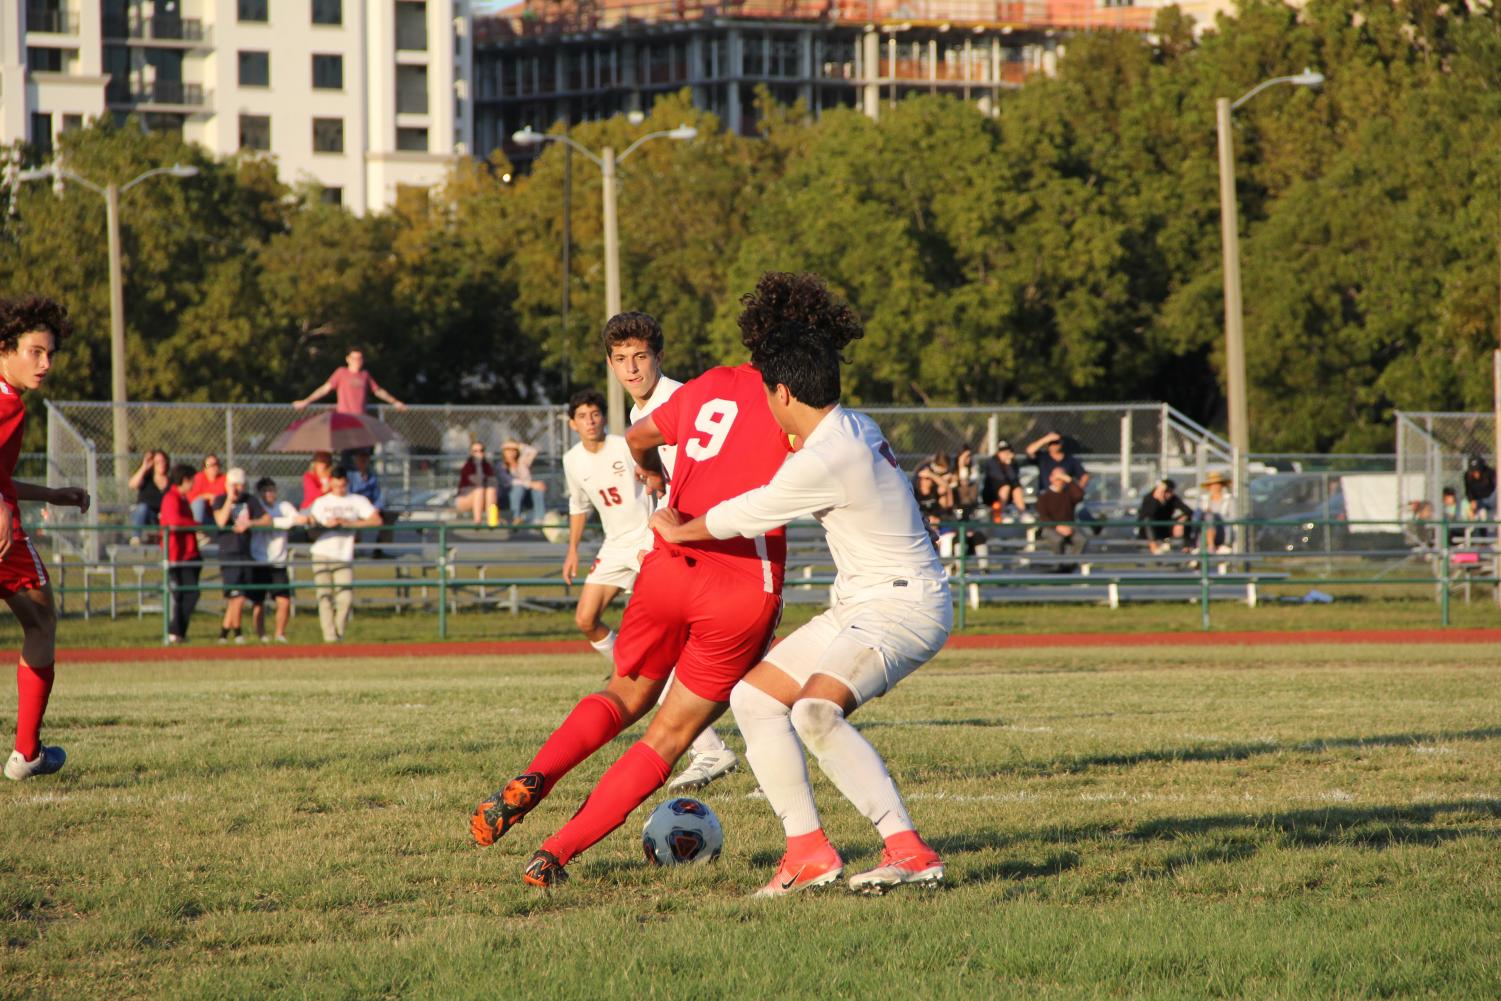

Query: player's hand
<box><xmin>53</xmin><ymin>487</ymin><xmax>90</xmax><ymax>512</ymax></box>
<box><xmin>562</xmin><ymin>550</ymin><xmax>579</xmax><ymax>582</ymax></box>
<box><xmin>650</xmin><ymin>508</ymin><xmax>684</xmax><ymax>543</ymax></box>
<box><xmin>637</xmin><ymin>467</ymin><xmax>665</xmax><ymax>497</ymax></box>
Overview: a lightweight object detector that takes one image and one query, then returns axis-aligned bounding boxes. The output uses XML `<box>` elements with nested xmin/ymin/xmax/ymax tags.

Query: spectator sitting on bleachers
<box><xmin>500</xmin><ymin>439</ymin><xmax>547</xmax><ymax>524</ymax></box>
<box><xmin>913</xmin><ymin>451</ymin><xmax>957</xmax><ymax>519</ymax></box>
<box><xmin>1463</xmin><ymin>455</ymin><xmax>1496</xmax><ymax>521</ymax></box>
<box><xmin>1195</xmin><ymin>470</ymin><xmax>1234</xmax><ymax>553</ymax></box>
<box><xmin>127</xmin><ymin>449</ymin><xmax>170</xmax><ymax>545</ymax></box>
<box><xmin>188</xmin><ymin>453</ymin><xmax>226</xmax><ymax>523</ymax></box>
<box><xmin>457</xmin><ymin>441</ymin><xmax>503</xmax><ymax>525</ymax></box>
<box><xmin>1026</xmin><ymin>431</ymin><xmax>1090</xmax><ymax>492</ymax></box>
<box><xmin>981</xmin><ymin>439</ymin><xmax>1026</xmax><ymax>522</ymax></box>
<box><xmin>1036</xmin><ymin>466</ymin><xmax>1086</xmax><ymax>562</ymax></box>
<box><xmin>300</xmin><ymin>451</ymin><xmax>333</xmax><ymax>511</ymax></box>
<box><xmin>954</xmin><ymin>444</ymin><xmax>982</xmax><ymax>516</ymax></box>
<box><xmin>1137</xmin><ymin>479</ymin><xmax>1193</xmax><ymax>555</ymax></box>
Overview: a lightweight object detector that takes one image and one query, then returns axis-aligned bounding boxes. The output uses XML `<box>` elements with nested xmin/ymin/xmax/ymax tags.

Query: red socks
<box><xmin>527</xmin><ymin>693</ymin><xmax>624</xmax><ymax>797</ymax></box>
<box><xmin>542</xmin><ymin>741</ymin><xmax>671</xmax><ymax>865</ymax></box>
<box><xmin>14</xmin><ymin>660</ymin><xmax>55</xmax><ymax>761</ymax></box>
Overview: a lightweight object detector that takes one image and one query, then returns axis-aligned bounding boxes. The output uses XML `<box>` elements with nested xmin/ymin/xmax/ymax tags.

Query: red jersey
<box><xmin>159</xmin><ymin>488</ymin><xmax>201</xmax><ymax>563</ymax></box>
<box><xmin>0</xmin><ymin>380</ymin><xmax>27</xmax><ymax>542</ymax></box>
<box><xmin>649</xmin><ymin>364</ymin><xmax>790</xmax><ymax>589</ymax></box>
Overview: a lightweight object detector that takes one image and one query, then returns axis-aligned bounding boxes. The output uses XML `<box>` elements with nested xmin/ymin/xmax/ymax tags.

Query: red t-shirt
<box><xmin>159</xmin><ymin>488</ymin><xmax>200</xmax><ymax>563</ymax></box>
<box><xmin>458</xmin><ymin>459</ymin><xmax>498</xmax><ymax>491</ymax></box>
<box><xmin>329</xmin><ymin>367</ymin><xmax>382</xmax><ymax>414</ymax></box>
<box><xmin>189</xmin><ymin>471</ymin><xmax>226</xmax><ymax>501</ymax></box>
<box><xmin>301</xmin><ymin>470</ymin><xmax>328</xmax><ymax>511</ymax></box>
<box><xmin>649</xmin><ymin>364</ymin><xmax>790</xmax><ymax>589</ymax></box>
<box><xmin>0</xmin><ymin>381</ymin><xmax>27</xmax><ymax>541</ymax></box>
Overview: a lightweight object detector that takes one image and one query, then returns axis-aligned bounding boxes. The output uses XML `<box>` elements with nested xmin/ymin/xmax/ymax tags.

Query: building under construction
<box><xmin>472</xmin><ymin>0</ymin><xmax>1159</xmax><ymax>158</ymax></box>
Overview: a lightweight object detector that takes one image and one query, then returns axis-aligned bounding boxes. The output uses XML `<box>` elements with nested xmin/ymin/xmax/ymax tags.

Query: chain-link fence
<box><xmin>1395</xmin><ymin>411</ymin><xmax>1498</xmax><ymax>519</ymax></box>
<box><xmin>47</xmin><ymin>400</ymin><xmax>1235</xmax><ymax>518</ymax></box>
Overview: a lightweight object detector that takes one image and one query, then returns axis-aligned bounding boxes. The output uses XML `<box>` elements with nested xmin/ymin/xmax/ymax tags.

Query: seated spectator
<box><xmin>1441</xmin><ymin>486</ymin><xmax>1472</xmax><ymax>545</ymax></box>
<box><xmin>982</xmin><ymin>439</ymin><xmax>1027</xmax><ymax>522</ymax></box>
<box><xmin>1138</xmin><ymin>479</ymin><xmax>1194</xmax><ymax>555</ymax></box>
<box><xmin>954</xmin><ymin>444</ymin><xmax>982</xmax><ymax>516</ymax></box>
<box><xmin>127</xmin><ymin>449</ymin><xmax>171</xmax><ymax>544</ymax></box>
<box><xmin>501</xmin><ymin>439</ymin><xmax>547</xmax><ymax>524</ymax></box>
<box><xmin>300</xmin><ymin>451</ymin><xmax>333</xmax><ymax>511</ymax></box>
<box><xmin>1036</xmin><ymin>466</ymin><xmax>1086</xmax><ymax>561</ymax></box>
<box><xmin>188</xmin><ymin>453</ymin><xmax>226</xmax><ymax>523</ymax></box>
<box><xmin>458</xmin><ymin>441</ymin><xmax>503</xmax><ymax>525</ymax></box>
<box><xmin>1026</xmin><ymin>431</ymin><xmax>1090</xmax><ymax>491</ymax></box>
<box><xmin>913</xmin><ymin>451</ymin><xmax>958</xmax><ymax>519</ymax></box>
<box><xmin>1463</xmin><ymin>455</ymin><xmax>1496</xmax><ymax>520</ymax></box>
<box><xmin>349</xmin><ymin>449</ymin><xmax>397</xmax><ymax>553</ymax></box>
<box><xmin>1195</xmin><ymin>470</ymin><xmax>1234</xmax><ymax>553</ymax></box>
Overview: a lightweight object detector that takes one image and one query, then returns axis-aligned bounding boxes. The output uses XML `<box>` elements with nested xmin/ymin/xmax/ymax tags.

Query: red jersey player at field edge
<box><xmin>469</xmin><ymin>308</ymin><xmax>792</xmax><ymax>888</ymax></box>
<box><xmin>0</xmin><ymin>296</ymin><xmax>89</xmax><ymax>782</ymax></box>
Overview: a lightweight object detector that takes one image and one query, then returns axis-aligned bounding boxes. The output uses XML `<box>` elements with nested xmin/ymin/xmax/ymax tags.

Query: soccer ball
<box><xmin>642</xmin><ymin>797</ymin><xmax>724</xmax><ymax>866</ymax></box>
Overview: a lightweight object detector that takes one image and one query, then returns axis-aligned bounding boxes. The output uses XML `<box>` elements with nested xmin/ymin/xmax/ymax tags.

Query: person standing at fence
<box><xmin>127</xmin><ymin>449</ymin><xmax>170</xmax><ymax>545</ymax></box>
<box><xmin>212</xmin><ymin>468</ymin><xmax>264</xmax><ymax>645</ymax></box>
<box><xmin>0</xmin><ymin>296</ymin><xmax>89</xmax><ymax>782</ymax></box>
<box><xmin>292</xmin><ymin>347</ymin><xmax>408</xmax><ymax>415</ymax></box>
<box><xmin>307</xmin><ymin>467</ymin><xmax>381</xmax><ymax>643</ymax></box>
<box><xmin>160</xmin><ymin>464</ymin><xmax>202</xmax><ymax>645</ymax></box>
<box><xmin>250</xmin><ymin>477</ymin><xmax>305</xmax><ymax>644</ymax></box>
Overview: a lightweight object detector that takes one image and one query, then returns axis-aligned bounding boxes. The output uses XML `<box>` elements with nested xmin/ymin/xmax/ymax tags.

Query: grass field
<box><xmin>2</xmin><ymin>644</ymin><xmax>1499</xmax><ymax>999</ymax></box>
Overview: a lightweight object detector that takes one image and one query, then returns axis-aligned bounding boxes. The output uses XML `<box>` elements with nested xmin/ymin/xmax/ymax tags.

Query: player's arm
<box><xmin>563</xmin><ymin>513</ymin><xmax>588</xmax><ymax>582</ymax></box>
<box><xmin>626</xmin><ymin>415</ymin><xmax>667</xmax><ymax>493</ymax></box>
<box><xmin>11</xmin><ymin>480</ymin><xmax>90</xmax><ymax>511</ymax></box>
<box><xmin>655</xmin><ymin>452</ymin><xmax>843</xmax><ymax>544</ymax></box>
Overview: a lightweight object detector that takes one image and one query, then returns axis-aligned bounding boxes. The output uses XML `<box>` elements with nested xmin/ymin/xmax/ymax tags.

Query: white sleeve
<box><xmin>705</xmin><ymin>450</ymin><xmax>843</xmax><ymax>540</ymax></box>
<box><xmin>272</xmin><ymin>502</ymin><xmax>301</xmax><ymax>529</ymax></box>
<box><xmin>564</xmin><ymin>457</ymin><xmax>591</xmax><ymax>517</ymax></box>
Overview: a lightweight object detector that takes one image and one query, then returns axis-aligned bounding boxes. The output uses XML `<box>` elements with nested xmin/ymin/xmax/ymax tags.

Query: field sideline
<box><xmin>2</xmin><ymin>643</ymin><xmax>1499</xmax><ymax>999</ymax></box>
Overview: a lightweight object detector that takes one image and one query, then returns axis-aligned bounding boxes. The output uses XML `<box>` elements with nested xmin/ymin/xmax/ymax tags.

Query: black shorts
<box><xmin>222</xmin><ymin>563</ymin><xmax>251</xmax><ymax>599</ymax></box>
<box><xmin>249</xmin><ymin>565</ymin><xmax>291</xmax><ymax>605</ymax></box>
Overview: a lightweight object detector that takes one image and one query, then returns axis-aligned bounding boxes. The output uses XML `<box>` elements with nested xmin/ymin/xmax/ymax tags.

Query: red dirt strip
<box><xmin>54</xmin><ymin>628</ymin><xmax>1501</xmax><ymax>663</ymax></box>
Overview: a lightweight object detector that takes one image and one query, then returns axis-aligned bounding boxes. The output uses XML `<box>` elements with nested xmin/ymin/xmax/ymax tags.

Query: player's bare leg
<box><xmin>573</xmin><ymin>582</ymin><xmax>621</xmax><ymax>663</ymax></box>
<box><xmin>663</xmin><ymin>676</ymin><xmax>738</xmax><ymax>791</ymax></box>
<box><xmin>471</xmin><ymin>670</ymin><xmax>666</xmax><ymax>846</ymax></box>
<box><xmin>5</xmin><ymin>585</ymin><xmax>65</xmax><ymax>781</ymax></box>
<box><xmin>525</xmin><ymin>680</ymin><xmax>726</xmax><ymax>886</ymax></box>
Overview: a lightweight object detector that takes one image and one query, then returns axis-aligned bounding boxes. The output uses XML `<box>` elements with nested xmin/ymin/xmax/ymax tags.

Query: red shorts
<box><xmin>0</xmin><ymin>534</ymin><xmax>48</xmax><ymax>599</ymax></box>
<box><xmin>614</xmin><ymin>547</ymin><xmax>782</xmax><ymax>703</ymax></box>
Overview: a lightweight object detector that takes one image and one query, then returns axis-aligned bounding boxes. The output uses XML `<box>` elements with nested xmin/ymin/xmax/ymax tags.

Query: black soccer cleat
<box><xmin>523</xmin><ymin>849</ymin><xmax>569</xmax><ymax>888</ymax></box>
<box><xmin>471</xmin><ymin>771</ymin><xmax>544</xmax><ymax>847</ymax></box>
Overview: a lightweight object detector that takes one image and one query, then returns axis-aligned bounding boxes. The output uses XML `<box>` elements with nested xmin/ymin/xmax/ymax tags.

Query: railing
<box><xmin>30</xmin><ymin>516</ymin><xmax>1500</xmax><ymax>644</ymax></box>
<box><xmin>100</xmin><ymin>16</ymin><xmax>209</xmax><ymax>43</ymax></box>
<box><xmin>26</xmin><ymin>6</ymin><xmax>78</xmax><ymax>34</ymax></box>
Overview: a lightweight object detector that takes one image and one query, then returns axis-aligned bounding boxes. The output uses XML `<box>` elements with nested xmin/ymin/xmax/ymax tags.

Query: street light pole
<box><xmin>1215</xmin><ymin>69</ymin><xmax>1323</xmax><ymax>519</ymax></box>
<box><xmin>16</xmin><ymin>162</ymin><xmax>198</xmax><ymax>481</ymax></box>
<box><xmin>512</xmin><ymin>123</ymin><xmax>697</xmax><ymax>434</ymax></box>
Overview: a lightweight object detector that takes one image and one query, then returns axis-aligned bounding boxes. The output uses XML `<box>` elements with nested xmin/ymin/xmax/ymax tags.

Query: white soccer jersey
<box><xmin>629</xmin><ymin>374</ymin><xmax>682</xmax><ymax>493</ymax></box>
<box><xmin>705</xmin><ymin>406</ymin><xmax>945</xmax><ymax>605</ymax></box>
<box><xmin>564</xmin><ymin>435</ymin><xmax>654</xmax><ymax>547</ymax></box>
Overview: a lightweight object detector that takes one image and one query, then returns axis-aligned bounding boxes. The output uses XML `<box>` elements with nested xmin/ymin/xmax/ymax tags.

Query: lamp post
<box><xmin>1216</xmin><ymin>69</ymin><xmax>1322</xmax><ymax>516</ymax></box>
<box><xmin>16</xmin><ymin>162</ymin><xmax>199</xmax><ymax>480</ymax></box>
<box><xmin>512</xmin><ymin>123</ymin><xmax>697</xmax><ymax>434</ymax></box>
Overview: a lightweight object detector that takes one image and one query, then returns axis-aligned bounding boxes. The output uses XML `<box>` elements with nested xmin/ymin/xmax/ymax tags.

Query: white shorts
<box><xmin>762</xmin><ymin>578</ymin><xmax>952</xmax><ymax>706</ymax></box>
<box><xmin>584</xmin><ymin>538</ymin><xmax>648</xmax><ymax>591</ymax></box>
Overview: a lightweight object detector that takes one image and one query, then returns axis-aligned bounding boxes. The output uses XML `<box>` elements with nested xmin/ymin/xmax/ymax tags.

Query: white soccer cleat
<box><xmin>753</xmin><ymin>848</ymin><xmax>844</xmax><ymax>898</ymax></box>
<box><xmin>5</xmin><ymin>745</ymin><xmax>66</xmax><ymax>781</ymax></box>
<box><xmin>847</xmin><ymin>849</ymin><xmax>945</xmax><ymax>895</ymax></box>
<box><xmin>666</xmin><ymin>748</ymin><xmax>739</xmax><ymax>792</ymax></box>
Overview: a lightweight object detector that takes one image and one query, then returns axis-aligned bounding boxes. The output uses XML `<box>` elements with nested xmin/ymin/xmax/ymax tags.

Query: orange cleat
<box><xmin>522</xmin><ymin>849</ymin><xmax>569</xmax><ymax>888</ymax></box>
<box><xmin>471</xmin><ymin>771</ymin><xmax>544</xmax><ymax>847</ymax></box>
<box><xmin>752</xmin><ymin>843</ymin><xmax>844</xmax><ymax>898</ymax></box>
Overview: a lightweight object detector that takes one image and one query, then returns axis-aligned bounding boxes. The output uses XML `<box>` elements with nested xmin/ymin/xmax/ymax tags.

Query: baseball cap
<box><xmin>996</xmin><ymin>439</ymin><xmax>1013</xmax><ymax>452</ymax></box>
<box><xmin>226</xmin><ymin>467</ymin><xmax>247</xmax><ymax>486</ymax></box>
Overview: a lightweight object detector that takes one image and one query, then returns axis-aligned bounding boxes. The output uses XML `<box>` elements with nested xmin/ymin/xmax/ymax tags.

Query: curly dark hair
<box><xmin>567</xmin><ymin>389</ymin><xmax>607</xmax><ymax>419</ymax></box>
<box><xmin>601</xmin><ymin>312</ymin><xmax>663</xmax><ymax>357</ymax></box>
<box><xmin>0</xmin><ymin>295</ymin><xmax>72</xmax><ymax>354</ymax></box>
<box><xmin>736</xmin><ymin>272</ymin><xmax>863</xmax><ymax>408</ymax></box>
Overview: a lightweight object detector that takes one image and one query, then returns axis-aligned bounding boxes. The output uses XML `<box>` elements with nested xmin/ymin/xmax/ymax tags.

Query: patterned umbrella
<box><xmin>267</xmin><ymin>411</ymin><xmax>400</xmax><ymax>453</ymax></box>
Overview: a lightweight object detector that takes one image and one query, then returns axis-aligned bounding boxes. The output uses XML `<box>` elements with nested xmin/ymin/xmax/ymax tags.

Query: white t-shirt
<box><xmin>705</xmin><ymin>406</ymin><xmax>945</xmax><ymax>604</ymax></box>
<box><xmin>630</xmin><ymin>374</ymin><xmax>682</xmax><ymax>498</ymax></box>
<box><xmin>251</xmin><ymin>498</ymin><xmax>303</xmax><ymax>566</ymax></box>
<box><xmin>308</xmin><ymin>492</ymin><xmax>377</xmax><ymax>563</ymax></box>
<box><xmin>563</xmin><ymin>435</ymin><xmax>654</xmax><ymax>549</ymax></box>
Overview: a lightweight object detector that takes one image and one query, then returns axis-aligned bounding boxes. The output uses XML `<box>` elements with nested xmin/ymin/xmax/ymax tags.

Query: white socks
<box><xmin>589</xmin><ymin>630</ymin><xmax>616</xmax><ymax>660</ymax></box>
<box><xmin>788</xmin><ymin>697</ymin><xmax>915</xmax><ymax>840</ymax></box>
<box><xmin>729</xmin><ymin>683</ymin><xmax>822</xmax><ymax>838</ymax></box>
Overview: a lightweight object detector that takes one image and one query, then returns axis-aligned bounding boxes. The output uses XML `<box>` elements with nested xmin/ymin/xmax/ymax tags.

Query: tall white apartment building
<box><xmin>2</xmin><ymin>1</ymin><xmax>475</xmax><ymax>213</ymax></box>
